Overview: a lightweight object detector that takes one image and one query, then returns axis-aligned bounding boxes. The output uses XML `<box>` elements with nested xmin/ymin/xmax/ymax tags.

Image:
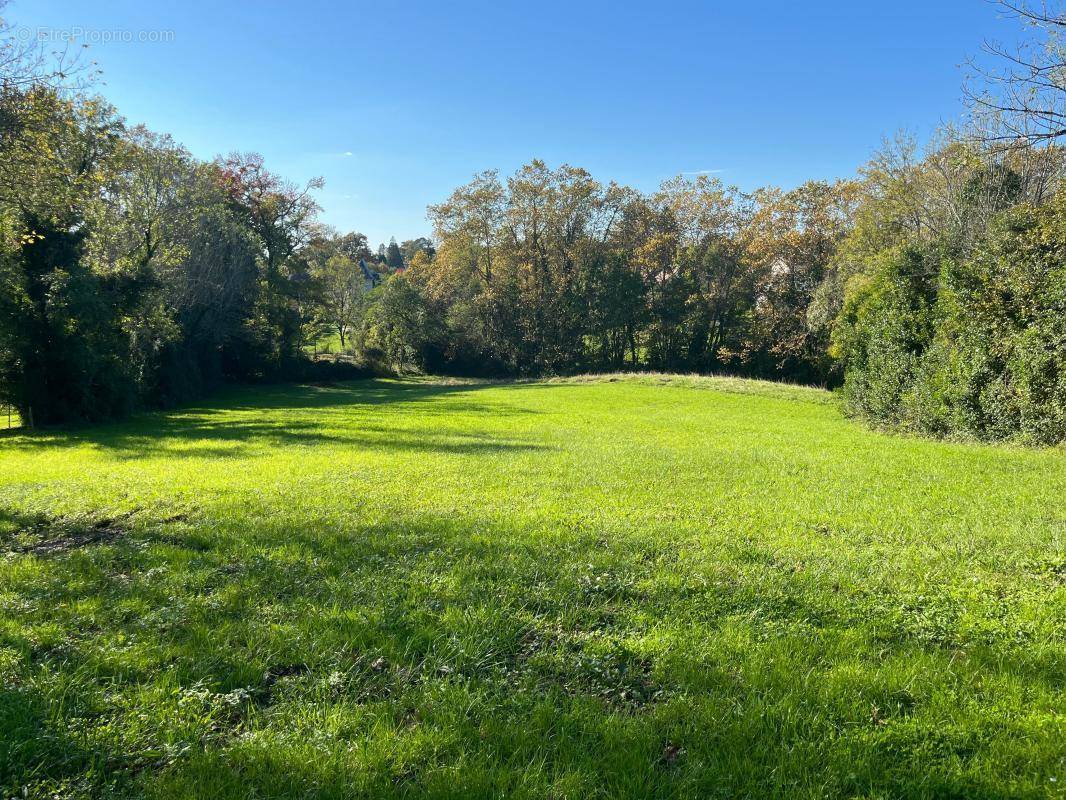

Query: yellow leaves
<box><xmin>19</xmin><ymin>230</ymin><xmax>46</xmax><ymax>245</ymax></box>
<box><xmin>407</xmin><ymin>250</ymin><xmax>432</xmax><ymax>275</ymax></box>
<box><xmin>634</xmin><ymin>232</ymin><xmax>678</xmax><ymax>272</ymax></box>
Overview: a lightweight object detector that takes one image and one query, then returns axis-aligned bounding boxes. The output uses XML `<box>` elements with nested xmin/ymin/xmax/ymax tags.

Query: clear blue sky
<box><xmin>9</xmin><ymin>1</ymin><xmax>1022</xmax><ymax>247</ymax></box>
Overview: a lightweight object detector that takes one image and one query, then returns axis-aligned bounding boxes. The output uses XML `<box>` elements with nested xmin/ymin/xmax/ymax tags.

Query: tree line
<box><xmin>0</xmin><ymin>77</ymin><xmax>345</xmax><ymax>425</ymax></box>
<box><xmin>348</xmin><ymin>3</ymin><xmax>1065</xmax><ymax>444</ymax></box>
<box><xmin>353</xmin><ymin>140</ymin><xmax>1062</xmax><ymax>443</ymax></box>
<box><xmin>1</xmin><ymin>2</ymin><xmax>1063</xmax><ymax>443</ymax></box>
<box><xmin>0</xmin><ymin>6</ymin><xmax>425</xmax><ymax>425</ymax></box>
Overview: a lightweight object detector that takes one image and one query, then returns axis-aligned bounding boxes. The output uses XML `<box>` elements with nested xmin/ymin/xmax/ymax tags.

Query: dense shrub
<box><xmin>930</xmin><ymin>194</ymin><xmax>1065</xmax><ymax>443</ymax></box>
<box><xmin>835</xmin><ymin>192</ymin><xmax>1065</xmax><ymax>443</ymax></box>
<box><xmin>834</xmin><ymin>246</ymin><xmax>941</xmax><ymax>426</ymax></box>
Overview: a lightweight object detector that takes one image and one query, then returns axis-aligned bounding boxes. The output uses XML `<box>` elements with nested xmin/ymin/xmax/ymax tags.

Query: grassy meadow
<box><xmin>0</xmin><ymin>376</ymin><xmax>1063</xmax><ymax>799</ymax></box>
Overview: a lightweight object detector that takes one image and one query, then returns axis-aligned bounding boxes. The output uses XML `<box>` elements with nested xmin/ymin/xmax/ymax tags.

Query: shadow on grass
<box><xmin>1</xmin><ymin>503</ymin><xmax>1061</xmax><ymax>799</ymax></box>
<box><xmin>1</xmin><ymin>379</ymin><xmax>1061</xmax><ymax>797</ymax></box>
<box><xmin>0</xmin><ymin>379</ymin><xmax>548</xmax><ymax>461</ymax></box>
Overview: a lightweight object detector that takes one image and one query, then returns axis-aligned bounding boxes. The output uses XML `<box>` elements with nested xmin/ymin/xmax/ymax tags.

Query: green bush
<box><xmin>932</xmin><ymin>194</ymin><xmax>1066</xmax><ymax>443</ymax></box>
<box><xmin>834</xmin><ymin>246</ymin><xmax>940</xmax><ymax>426</ymax></box>
<box><xmin>836</xmin><ymin>192</ymin><xmax>1065</xmax><ymax>444</ymax></box>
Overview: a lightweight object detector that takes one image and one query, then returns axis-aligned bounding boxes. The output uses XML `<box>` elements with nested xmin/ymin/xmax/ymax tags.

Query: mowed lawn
<box><xmin>0</xmin><ymin>376</ymin><xmax>1063</xmax><ymax>799</ymax></box>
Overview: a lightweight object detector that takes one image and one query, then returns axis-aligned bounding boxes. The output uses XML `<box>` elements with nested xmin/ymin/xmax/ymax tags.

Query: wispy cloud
<box><xmin>681</xmin><ymin>168</ymin><xmax>725</xmax><ymax>175</ymax></box>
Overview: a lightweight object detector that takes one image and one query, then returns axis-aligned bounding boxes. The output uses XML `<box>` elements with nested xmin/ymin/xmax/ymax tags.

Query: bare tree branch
<box><xmin>964</xmin><ymin>0</ymin><xmax>1065</xmax><ymax>149</ymax></box>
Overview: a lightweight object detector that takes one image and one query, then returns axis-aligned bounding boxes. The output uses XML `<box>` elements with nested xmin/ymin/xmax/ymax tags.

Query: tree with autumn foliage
<box><xmin>0</xmin><ymin>19</ymin><xmax>362</xmax><ymax>423</ymax></box>
<box><xmin>214</xmin><ymin>153</ymin><xmax>323</xmax><ymax>372</ymax></box>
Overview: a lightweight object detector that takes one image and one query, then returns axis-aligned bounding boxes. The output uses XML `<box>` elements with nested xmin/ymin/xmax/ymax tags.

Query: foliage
<box><xmin>831</xmin><ymin>136</ymin><xmax>1065</xmax><ymax>442</ymax></box>
<box><xmin>384</xmin><ymin>237</ymin><xmax>405</xmax><ymax>270</ymax></box>
<box><xmin>944</xmin><ymin>191</ymin><xmax>1066</xmax><ymax>442</ymax></box>
<box><xmin>0</xmin><ymin>43</ymin><xmax>354</xmax><ymax>423</ymax></box>
<box><xmin>365</xmin><ymin>162</ymin><xmax>857</xmax><ymax>384</ymax></box>
<box><xmin>902</xmin><ymin>192</ymin><xmax>1066</xmax><ymax>443</ymax></box>
<box><xmin>0</xmin><ymin>89</ymin><xmax>138</xmax><ymax>424</ymax></box>
<box><xmin>1</xmin><ymin>3</ymin><xmax>1063</xmax><ymax>445</ymax></box>
<box><xmin>833</xmin><ymin>245</ymin><xmax>942</xmax><ymax>426</ymax></box>
<box><xmin>358</xmin><ymin>274</ymin><xmax>442</xmax><ymax>371</ymax></box>
<box><xmin>305</xmin><ymin>237</ymin><xmax>367</xmax><ymax>352</ymax></box>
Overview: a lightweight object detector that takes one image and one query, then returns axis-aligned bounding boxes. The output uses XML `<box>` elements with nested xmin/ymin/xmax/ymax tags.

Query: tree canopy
<box><xmin>0</xmin><ymin>1</ymin><xmax>1062</xmax><ymax>443</ymax></box>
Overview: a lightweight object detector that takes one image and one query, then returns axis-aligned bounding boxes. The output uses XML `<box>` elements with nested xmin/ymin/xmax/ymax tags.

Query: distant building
<box><xmin>358</xmin><ymin>258</ymin><xmax>382</xmax><ymax>291</ymax></box>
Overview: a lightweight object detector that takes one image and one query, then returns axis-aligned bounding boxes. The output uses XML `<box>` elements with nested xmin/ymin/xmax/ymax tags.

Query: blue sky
<box><xmin>9</xmin><ymin>1</ymin><xmax>1022</xmax><ymax>247</ymax></box>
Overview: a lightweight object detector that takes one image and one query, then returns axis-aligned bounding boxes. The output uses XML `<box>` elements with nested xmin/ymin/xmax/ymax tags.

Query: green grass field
<box><xmin>308</xmin><ymin>331</ymin><xmax>349</xmax><ymax>356</ymax></box>
<box><xmin>1</xmin><ymin>376</ymin><xmax>1063</xmax><ymax>799</ymax></box>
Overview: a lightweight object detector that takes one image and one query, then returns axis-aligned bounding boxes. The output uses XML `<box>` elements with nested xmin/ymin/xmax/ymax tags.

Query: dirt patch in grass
<box><xmin>511</xmin><ymin>626</ymin><xmax>669</xmax><ymax>711</ymax></box>
<box><xmin>4</xmin><ymin>512</ymin><xmax>131</xmax><ymax>556</ymax></box>
<box><xmin>255</xmin><ymin>663</ymin><xmax>312</xmax><ymax>705</ymax></box>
